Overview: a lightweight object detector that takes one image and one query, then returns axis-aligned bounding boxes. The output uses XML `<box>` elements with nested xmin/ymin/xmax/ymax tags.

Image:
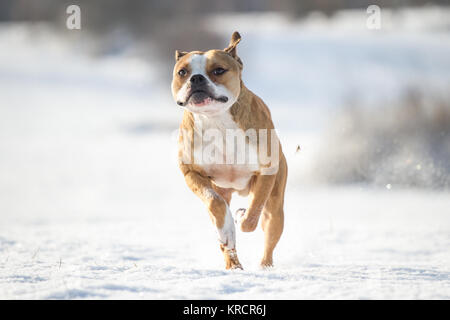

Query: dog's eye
<box><xmin>178</xmin><ymin>69</ymin><xmax>187</xmax><ymax>77</ymax></box>
<box><xmin>212</xmin><ymin>68</ymin><xmax>226</xmax><ymax>76</ymax></box>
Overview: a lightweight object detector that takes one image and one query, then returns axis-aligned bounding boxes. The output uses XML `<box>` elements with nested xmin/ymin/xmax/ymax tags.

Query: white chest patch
<box><xmin>193</xmin><ymin>111</ymin><xmax>259</xmax><ymax>190</ymax></box>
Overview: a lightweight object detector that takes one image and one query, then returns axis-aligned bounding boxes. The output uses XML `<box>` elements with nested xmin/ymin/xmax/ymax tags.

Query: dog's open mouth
<box><xmin>187</xmin><ymin>90</ymin><xmax>228</xmax><ymax>106</ymax></box>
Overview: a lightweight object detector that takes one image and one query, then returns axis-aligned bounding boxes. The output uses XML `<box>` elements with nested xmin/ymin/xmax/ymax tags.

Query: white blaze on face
<box><xmin>177</xmin><ymin>54</ymin><xmax>237</xmax><ymax>116</ymax></box>
<box><xmin>190</xmin><ymin>54</ymin><xmax>207</xmax><ymax>77</ymax></box>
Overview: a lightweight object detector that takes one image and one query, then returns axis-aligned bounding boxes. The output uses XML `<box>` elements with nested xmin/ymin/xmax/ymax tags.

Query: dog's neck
<box><xmin>230</xmin><ymin>81</ymin><xmax>248</xmax><ymax>110</ymax></box>
<box><xmin>229</xmin><ymin>82</ymin><xmax>254</xmax><ymax>130</ymax></box>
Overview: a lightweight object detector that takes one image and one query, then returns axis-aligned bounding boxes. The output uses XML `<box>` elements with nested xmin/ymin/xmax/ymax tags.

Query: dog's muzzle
<box><xmin>177</xmin><ymin>74</ymin><xmax>228</xmax><ymax>106</ymax></box>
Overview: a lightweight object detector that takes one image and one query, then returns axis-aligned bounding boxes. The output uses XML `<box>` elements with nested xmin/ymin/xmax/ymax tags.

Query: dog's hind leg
<box><xmin>260</xmin><ymin>154</ymin><xmax>287</xmax><ymax>268</ymax></box>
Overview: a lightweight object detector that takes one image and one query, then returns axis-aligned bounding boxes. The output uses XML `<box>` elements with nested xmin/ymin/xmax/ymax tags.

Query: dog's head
<box><xmin>171</xmin><ymin>31</ymin><xmax>243</xmax><ymax>116</ymax></box>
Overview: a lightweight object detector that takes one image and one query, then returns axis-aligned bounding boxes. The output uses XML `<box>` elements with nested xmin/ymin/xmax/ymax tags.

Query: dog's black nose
<box><xmin>190</xmin><ymin>74</ymin><xmax>206</xmax><ymax>85</ymax></box>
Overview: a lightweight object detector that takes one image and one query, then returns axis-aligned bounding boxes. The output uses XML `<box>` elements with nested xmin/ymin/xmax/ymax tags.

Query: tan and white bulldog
<box><xmin>171</xmin><ymin>31</ymin><xmax>287</xmax><ymax>270</ymax></box>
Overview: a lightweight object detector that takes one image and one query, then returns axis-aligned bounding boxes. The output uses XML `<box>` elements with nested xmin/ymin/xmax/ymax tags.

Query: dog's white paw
<box><xmin>233</xmin><ymin>208</ymin><xmax>246</xmax><ymax>225</ymax></box>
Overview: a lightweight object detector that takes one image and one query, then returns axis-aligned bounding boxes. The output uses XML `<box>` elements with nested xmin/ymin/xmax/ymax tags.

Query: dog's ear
<box><xmin>175</xmin><ymin>50</ymin><xmax>188</xmax><ymax>61</ymax></box>
<box><xmin>224</xmin><ymin>31</ymin><xmax>243</xmax><ymax>67</ymax></box>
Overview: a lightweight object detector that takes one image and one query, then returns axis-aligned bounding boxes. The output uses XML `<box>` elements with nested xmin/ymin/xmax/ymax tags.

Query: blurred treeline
<box><xmin>0</xmin><ymin>0</ymin><xmax>448</xmax><ymax>60</ymax></box>
<box><xmin>2</xmin><ymin>0</ymin><xmax>448</xmax><ymax>22</ymax></box>
<box><xmin>315</xmin><ymin>89</ymin><xmax>450</xmax><ymax>189</ymax></box>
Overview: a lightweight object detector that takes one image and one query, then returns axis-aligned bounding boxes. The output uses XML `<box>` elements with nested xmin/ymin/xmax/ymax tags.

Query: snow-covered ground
<box><xmin>1</xmin><ymin>7</ymin><xmax>450</xmax><ymax>299</ymax></box>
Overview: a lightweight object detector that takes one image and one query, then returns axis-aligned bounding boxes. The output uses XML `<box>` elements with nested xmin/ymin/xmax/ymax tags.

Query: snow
<box><xmin>2</xmin><ymin>184</ymin><xmax>449</xmax><ymax>299</ymax></box>
<box><xmin>1</xmin><ymin>7</ymin><xmax>450</xmax><ymax>299</ymax></box>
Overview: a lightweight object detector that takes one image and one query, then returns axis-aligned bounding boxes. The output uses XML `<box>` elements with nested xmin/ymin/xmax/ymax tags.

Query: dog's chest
<box><xmin>192</xmin><ymin>111</ymin><xmax>259</xmax><ymax>190</ymax></box>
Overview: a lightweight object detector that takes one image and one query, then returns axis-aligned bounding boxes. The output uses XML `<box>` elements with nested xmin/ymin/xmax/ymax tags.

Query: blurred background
<box><xmin>0</xmin><ymin>0</ymin><xmax>450</xmax><ymax>299</ymax></box>
<box><xmin>1</xmin><ymin>0</ymin><xmax>449</xmax><ymax>195</ymax></box>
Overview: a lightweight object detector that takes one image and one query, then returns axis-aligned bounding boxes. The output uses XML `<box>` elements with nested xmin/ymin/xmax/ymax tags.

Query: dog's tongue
<box><xmin>191</xmin><ymin>91</ymin><xmax>211</xmax><ymax>106</ymax></box>
<box><xmin>193</xmin><ymin>97</ymin><xmax>212</xmax><ymax>107</ymax></box>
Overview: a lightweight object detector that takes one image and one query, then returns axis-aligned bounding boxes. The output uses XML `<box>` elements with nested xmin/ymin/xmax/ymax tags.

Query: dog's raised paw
<box><xmin>233</xmin><ymin>208</ymin><xmax>246</xmax><ymax>224</ymax></box>
<box><xmin>235</xmin><ymin>209</ymin><xmax>259</xmax><ymax>232</ymax></box>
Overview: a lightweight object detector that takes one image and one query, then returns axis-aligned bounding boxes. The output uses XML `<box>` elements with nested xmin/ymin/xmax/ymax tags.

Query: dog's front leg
<box><xmin>235</xmin><ymin>173</ymin><xmax>276</xmax><ymax>232</ymax></box>
<box><xmin>183</xmin><ymin>170</ymin><xmax>243</xmax><ymax>270</ymax></box>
